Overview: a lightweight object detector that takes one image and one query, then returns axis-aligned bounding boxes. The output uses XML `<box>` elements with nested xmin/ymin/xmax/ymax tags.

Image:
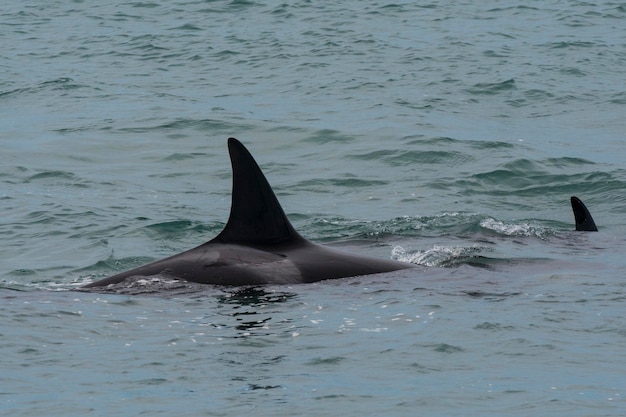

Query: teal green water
<box><xmin>2</xmin><ymin>1</ymin><xmax>625</xmax><ymax>416</ymax></box>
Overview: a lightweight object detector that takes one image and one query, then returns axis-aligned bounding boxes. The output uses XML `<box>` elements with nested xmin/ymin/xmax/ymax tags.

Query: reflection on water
<box><xmin>216</xmin><ymin>287</ymin><xmax>298</xmax><ymax>334</ymax></box>
<box><xmin>211</xmin><ymin>288</ymin><xmax>300</xmax><ymax>396</ymax></box>
<box><xmin>217</xmin><ymin>287</ymin><xmax>297</xmax><ymax>306</ymax></box>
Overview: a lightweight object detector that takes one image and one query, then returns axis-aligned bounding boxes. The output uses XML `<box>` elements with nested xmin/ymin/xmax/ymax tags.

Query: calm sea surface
<box><xmin>2</xmin><ymin>1</ymin><xmax>625</xmax><ymax>416</ymax></box>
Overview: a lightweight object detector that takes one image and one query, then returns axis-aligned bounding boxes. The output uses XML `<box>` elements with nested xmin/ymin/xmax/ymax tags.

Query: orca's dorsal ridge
<box><xmin>213</xmin><ymin>138</ymin><xmax>305</xmax><ymax>245</ymax></box>
<box><xmin>570</xmin><ymin>196</ymin><xmax>598</xmax><ymax>232</ymax></box>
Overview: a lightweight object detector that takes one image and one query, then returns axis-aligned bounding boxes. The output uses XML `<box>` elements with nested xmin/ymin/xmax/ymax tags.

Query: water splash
<box><xmin>392</xmin><ymin>244</ymin><xmax>486</xmax><ymax>267</ymax></box>
<box><xmin>479</xmin><ymin>218</ymin><xmax>550</xmax><ymax>238</ymax></box>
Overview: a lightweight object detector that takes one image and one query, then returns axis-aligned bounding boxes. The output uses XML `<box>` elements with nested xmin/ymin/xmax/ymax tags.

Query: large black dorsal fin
<box><xmin>213</xmin><ymin>138</ymin><xmax>305</xmax><ymax>245</ymax></box>
<box><xmin>570</xmin><ymin>196</ymin><xmax>598</xmax><ymax>232</ymax></box>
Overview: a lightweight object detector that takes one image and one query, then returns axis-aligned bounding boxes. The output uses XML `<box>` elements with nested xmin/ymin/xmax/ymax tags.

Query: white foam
<box><xmin>480</xmin><ymin>218</ymin><xmax>542</xmax><ymax>237</ymax></box>
<box><xmin>392</xmin><ymin>244</ymin><xmax>482</xmax><ymax>267</ymax></box>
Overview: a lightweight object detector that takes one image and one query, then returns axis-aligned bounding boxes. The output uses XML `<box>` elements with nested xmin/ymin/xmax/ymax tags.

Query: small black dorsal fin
<box><xmin>213</xmin><ymin>138</ymin><xmax>305</xmax><ymax>245</ymax></box>
<box><xmin>570</xmin><ymin>196</ymin><xmax>598</xmax><ymax>232</ymax></box>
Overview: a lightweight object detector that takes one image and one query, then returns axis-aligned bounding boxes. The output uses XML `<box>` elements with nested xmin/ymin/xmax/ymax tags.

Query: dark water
<box><xmin>1</xmin><ymin>1</ymin><xmax>625</xmax><ymax>415</ymax></box>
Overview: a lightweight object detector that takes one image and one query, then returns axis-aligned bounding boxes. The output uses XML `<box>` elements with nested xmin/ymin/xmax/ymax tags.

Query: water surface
<box><xmin>1</xmin><ymin>1</ymin><xmax>625</xmax><ymax>415</ymax></box>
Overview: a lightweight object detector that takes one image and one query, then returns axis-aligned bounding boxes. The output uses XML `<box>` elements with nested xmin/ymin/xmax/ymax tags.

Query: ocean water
<box><xmin>1</xmin><ymin>1</ymin><xmax>626</xmax><ymax>415</ymax></box>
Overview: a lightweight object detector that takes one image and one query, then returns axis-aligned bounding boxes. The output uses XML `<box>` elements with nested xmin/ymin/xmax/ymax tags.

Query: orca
<box><xmin>82</xmin><ymin>138</ymin><xmax>416</xmax><ymax>288</ymax></box>
<box><xmin>570</xmin><ymin>196</ymin><xmax>598</xmax><ymax>231</ymax></box>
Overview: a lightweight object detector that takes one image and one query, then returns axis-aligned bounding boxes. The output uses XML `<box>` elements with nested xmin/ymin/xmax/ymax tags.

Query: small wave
<box><xmin>392</xmin><ymin>244</ymin><xmax>485</xmax><ymax>267</ymax></box>
<box><xmin>465</xmin><ymin>79</ymin><xmax>516</xmax><ymax>95</ymax></box>
<box><xmin>1</xmin><ymin>273</ymin><xmax>81</xmax><ymax>292</ymax></box>
<box><xmin>349</xmin><ymin>148</ymin><xmax>473</xmax><ymax>167</ymax></box>
<box><xmin>307</xmin><ymin>212</ymin><xmax>552</xmax><ymax>242</ymax></box>
<box><xmin>547</xmin><ymin>41</ymin><xmax>596</xmax><ymax>49</ymax></box>
<box><xmin>116</xmin><ymin>118</ymin><xmax>251</xmax><ymax>134</ymax></box>
<box><xmin>77</xmin><ymin>275</ymin><xmax>205</xmax><ymax>296</ymax></box>
<box><xmin>0</xmin><ymin>78</ymin><xmax>87</xmax><ymax>99</ymax></box>
<box><xmin>159</xmin><ymin>152</ymin><xmax>209</xmax><ymax>162</ymax></box>
<box><xmin>479</xmin><ymin>218</ymin><xmax>549</xmax><ymax>238</ymax></box>
<box><xmin>26</xmin><ymin>170</ymin><xmax>80</xmax><ymax>183</ymax></box>
<box><xmin>140</xmin><ymin>220</ymin><xmax>223</xmax><ymax>242</ymax></box>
